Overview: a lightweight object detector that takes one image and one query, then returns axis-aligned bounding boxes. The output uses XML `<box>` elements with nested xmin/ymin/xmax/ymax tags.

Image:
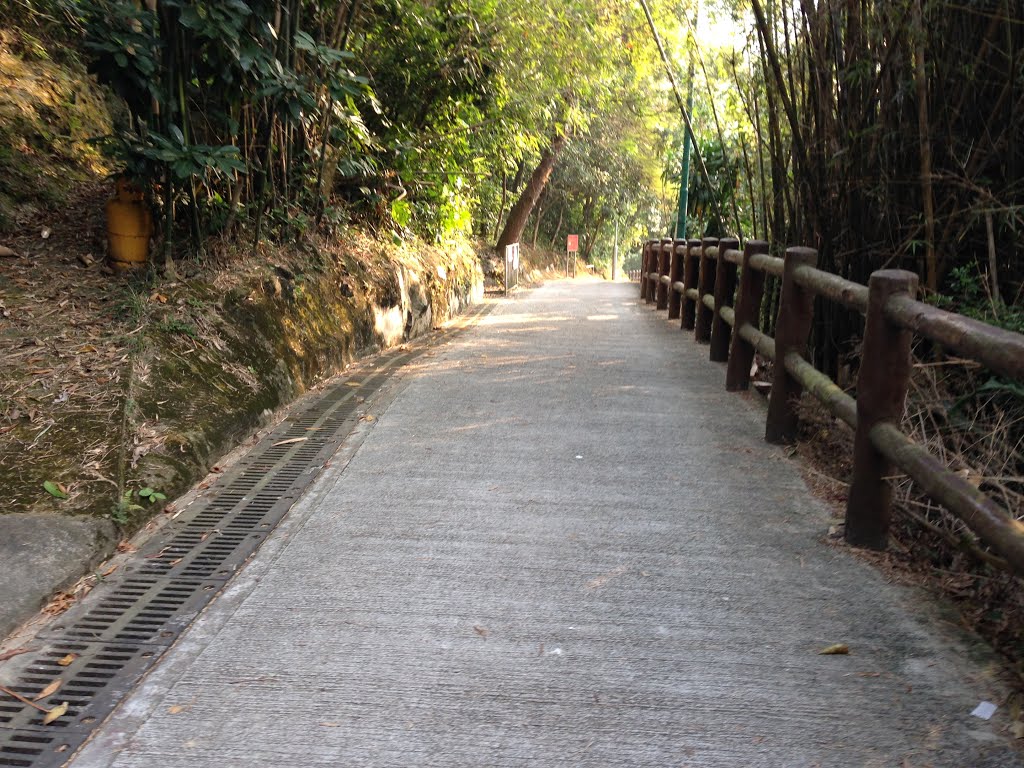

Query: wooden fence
<box><xmin>640</xmin><ymin>237</ymin><xmax>1024</xmax><ymax>575</ymax></box>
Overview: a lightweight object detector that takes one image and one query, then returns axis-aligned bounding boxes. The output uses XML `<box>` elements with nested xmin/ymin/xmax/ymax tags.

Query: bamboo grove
<box><xmin>2</xmin><ymin>0</ymin><xmax>679</xmax><ymax>270</ymax></box>
<box><xmin>668</xmin><ymin>0</ymin><xmax>1024</xmax><ymax>372</ymax></box>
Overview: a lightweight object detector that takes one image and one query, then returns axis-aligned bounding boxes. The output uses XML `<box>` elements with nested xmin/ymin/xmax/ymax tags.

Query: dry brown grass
<box><xmin>795</xmin><ymin>356</ymin><xmax>1024</xmax><ymax>681</ymax></box>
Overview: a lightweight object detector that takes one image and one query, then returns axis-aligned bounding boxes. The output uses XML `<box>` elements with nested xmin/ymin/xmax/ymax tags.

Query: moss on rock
<box><xmin>0</xmin><ymin>29</ymin><xmax>114</xmax><ymax>232</ymax></box>
<box><xmin>123</xmin><ymin>235</ymin><xmax>483</xmax><ymax>530</ymax></box>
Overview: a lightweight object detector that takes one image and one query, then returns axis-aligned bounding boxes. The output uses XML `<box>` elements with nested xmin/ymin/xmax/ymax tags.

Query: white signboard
<box><xmin>505</xmin><ymin>243</ymin><xmax>520</xmax><ymax>270</ymax></box>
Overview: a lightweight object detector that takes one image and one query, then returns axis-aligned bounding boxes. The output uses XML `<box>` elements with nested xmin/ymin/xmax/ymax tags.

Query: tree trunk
<box><xmin>510</xmin><ymin>159</ymin><xmax>527</xmax><ymax>195</ymax></box>
<box><xmin>583</xmin><ymin>212</ymin><xmax>606</xmax><ymax>263</ymax></box>
<box><xmin>551</xmin><ymin>207</ymin><xmax>564</xmax><ymax>248</ymax></box>
<box><xmin>496</xmin><ymin>134</ymin><xmax>567</xmax><ymax>251</ymax></box>
<box><xmin>532</xmin><ymin>189</ymin><xmax>548</xmax><ymax>246</ymax></box>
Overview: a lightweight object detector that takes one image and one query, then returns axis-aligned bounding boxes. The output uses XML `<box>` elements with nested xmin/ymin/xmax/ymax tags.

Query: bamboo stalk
<box><xmin>912</xmin><ymin>0</ymin><xmax>938</xmax><ymax>293</ymax></box>
<box><xmin>985</xmin><ymin>209</ymin><xmax>1002</xmax><ymax>307</ymax></box>
<box><xmin>750</xmin><ymin>0</ymin><xmax>808</xmax><ymax>178</ymax></box>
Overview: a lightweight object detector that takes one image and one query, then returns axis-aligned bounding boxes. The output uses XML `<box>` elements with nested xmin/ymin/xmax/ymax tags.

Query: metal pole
<box><xmin>675</xmin><ymin>78</ymin><xmax>694</xmax><ymax>238</ymax></box>
<box><xmin>674</xmin><ymin>6</ymin><xmax>698</xmax><ymax>240</ymax></box>
<box><xmin>638</xmin><ymin>0</ymin><xmax>725</xmax><ymax>234</ymax></box>
<box><xmin>613</xmin><ymin>218</ymin><xmax>619</xmax><ymax>280</ymax></box>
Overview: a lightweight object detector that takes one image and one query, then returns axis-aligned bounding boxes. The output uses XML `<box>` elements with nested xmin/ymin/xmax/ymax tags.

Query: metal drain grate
<box><xmin>0</xmin><ymin>730</ymin><xmax>88</xmax><ymax>768</ymax></box>
<box><xmin>0</xmin><ymin>640</ymin><xmax>158</xmax><ymax>751</ymax></box>
<box><xmin>0</xmin><ymin>303</ymin><xmax>493</xmax><ymax>767</ymax></box>
<box><xmin>36</xmin><ymin>578</ymin><xmax>221</xmax><ymax>646</ymax></box>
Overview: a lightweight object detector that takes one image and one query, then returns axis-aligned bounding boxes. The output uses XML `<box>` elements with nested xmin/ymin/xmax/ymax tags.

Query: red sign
<box><xmin>567</xmin><ymin>234</ymin><xmax>579</xmax><ymax>252</ymax></box>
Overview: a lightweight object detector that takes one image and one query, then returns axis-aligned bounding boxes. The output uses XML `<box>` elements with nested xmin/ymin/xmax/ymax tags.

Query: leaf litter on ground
<box><xmin>819</xmin><ymin>643</ymin><xmax>850</xmax><ymax>655</ymax></box>
<box><xmin>42</xmin><ymin>702</ymin><xmax>68</xmax><ymax>724</ymax></box>
<box><xmin>33</xmin><ymin>679</ymin><xmax>61</xmax><ymax>701</ymax></box>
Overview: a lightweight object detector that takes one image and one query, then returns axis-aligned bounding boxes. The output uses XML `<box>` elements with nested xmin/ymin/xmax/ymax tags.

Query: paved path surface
<box><xmin>72</xmin><ymin>280</ymin><xmax>1019</xmax><ymax>767</ymax></box>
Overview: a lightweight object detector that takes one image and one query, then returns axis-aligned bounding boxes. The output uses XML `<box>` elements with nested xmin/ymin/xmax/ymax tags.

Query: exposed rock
<box><xmin>0</xmin><ymin>513</ymin><xmax>117</xmax><ymax>639</ymax></box>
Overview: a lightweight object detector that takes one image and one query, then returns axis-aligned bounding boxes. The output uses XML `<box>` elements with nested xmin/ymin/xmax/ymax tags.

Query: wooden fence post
<box><xmin>765</xmin><ymin>246</ymin><xmax>818</xmax><ymax>444</ymax></box>
<box><xmin>651</xmin><ymin>240</ymin><xmax>662</xmax><ymax>304</ymax></box>
<box><xmin>726</xmin><ymin>240</ymin><xmax>770</xmax><ymax>390</ymax></box>
<box><xmin>694</xmin><ymin>237</ymin><xmax>719</xmax><ymax>342</ymax></box>
<box><xmin>656</xmin><ymin>238</ymin><xmax>672</xmax><ymax>311</ymax></box>
<box><xmin>845</xmin><ymin>270</ymin><xmax>918</xmax><ymax>549</ymax></box>
<box><xmin>710</xmin><ymin>237</ymin><xmax>740</xmax><ymax>362</ymax></box>
<box><xmin>644</xmin><ymin>241</ymin><xmax>657</xmax><ymax>304</ymax></box>
<box><xmin>639</xmin><ymin>243</ymin><xmax>650</xmax><ymax>301</ymax></box>
<box><xmin>681</xmin><ymin>238</ymin><xmax>701</xmax><ymax>330</ymax></box>
<box><xmin>667</xmin><ymin>239</ymin><xmax>685</xmax><ymax>320</ymax></box>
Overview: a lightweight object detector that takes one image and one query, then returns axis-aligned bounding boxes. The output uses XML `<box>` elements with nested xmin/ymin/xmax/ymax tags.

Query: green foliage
<box><xmin>932</xmin><ymin>265</ymin><xmax>1024</xmax><ymax>335</ymax></box>
<box><xmin>71</xmin><ymin>0</ymin><xmax>376</xmax><ymax>250</ymax></box>
<box><xmin>929</xmin><ymin>264</ymin><xmax>1024</xmax><ymax>434</ymax></box>
<box><xmin>97</xmin><ymin>129</ymin><xmax>247</xmax><ymax>188</ymax></box>
<box><xmin>48</xmin><ymin>0</ymin><xmax>686</xmax><ymax>254</ymax></box>
<box><xmin>42</xmin><ymin>480</ymin><xmax>68</xmax><ymax>499</ymax></box>
<box><xmin>154</xmin><ymin>318</ymin><xmax>198</xmax><ymax>337</ymax></box>
<box><xmin>112</xmin><ymin>489</ymin><xmax>143</xmax><ymax>525</ymax></box>
<box><xmin>389</xmin><ymin>199</ymin><xmax>412</xmax><ymax>230</ymax></box>
<box><xmin>537</xmin><ymin>105</ymin><xmax>662</xmax><ymax>261</ymax></box>
<box><xmin>113</xmin><ymin>288</ymin><xmax>148</xmax><ymax>324</ymax></box>
<box><xmin>977</xmin><ymin>377</ymin><xmax>1024</xmax><ymax>404</ymax></box>
<box><xmin>681</xmin><ymin>138</ymin><xmax>740</xmax><ymax>237</ymax></box>
<box><xmin>138</xmin><ymin>487</ymin><xmax>167</xmax><ymax>504</ymax></box>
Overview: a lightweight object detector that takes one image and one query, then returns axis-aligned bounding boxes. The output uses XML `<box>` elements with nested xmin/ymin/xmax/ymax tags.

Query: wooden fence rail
<box><xmin>639</xmin><ymin>237</ymin><xmax>1024</xmax><ymax>575</ymax></box>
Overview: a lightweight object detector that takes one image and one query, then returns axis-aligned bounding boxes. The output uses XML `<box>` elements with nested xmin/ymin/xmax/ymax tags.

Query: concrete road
<box><xmin>72</xmin><ymin>279</ymin><xmax>1020</xmax><ymax>767</ymax></box>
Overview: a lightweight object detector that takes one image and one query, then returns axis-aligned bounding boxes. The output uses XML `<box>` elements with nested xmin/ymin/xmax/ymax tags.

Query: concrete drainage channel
<box><xmin>0</xmin><ymin>302</ymin><xmax>492</xmax><ymax>767</ymax></box>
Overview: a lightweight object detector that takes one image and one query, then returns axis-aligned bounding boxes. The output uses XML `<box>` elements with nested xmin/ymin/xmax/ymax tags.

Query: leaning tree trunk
<box><xmin>496</xmin><ymin>133</ymin><xmax>567</xmax><ymax>251</ymax></box>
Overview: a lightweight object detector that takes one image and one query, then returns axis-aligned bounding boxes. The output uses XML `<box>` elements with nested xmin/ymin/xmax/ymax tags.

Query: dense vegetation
<box><xmin>0</xmin><ymin>0</ymin><xmax>687</xmax><ymax>275</ymax></box>
<box><xmin>3</xmin><ymin>1</ymin><xmax>1021</xmax><ymax>297</ymax></box>
<box><xmin>636</xmin><ymin>0</ymin><xmax>1024</xmax><ymax>357</ymax></box>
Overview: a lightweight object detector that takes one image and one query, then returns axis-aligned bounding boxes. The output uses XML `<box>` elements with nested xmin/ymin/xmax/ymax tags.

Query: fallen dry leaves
<box><xmin>33</xmin><ymin>679</ymin><xmax>61</xmax><ymax>701</ymax></box>
<box><xmin>0</xmin><ymin>646</ymin><xmax>36</xmax><ymax>663</ymax></box>
<box><xmin>42</xmin><ymin>591</ymin><xmax>79</xmax><ymax>617</ymax></box>
<box><xmin>0</xmin><ymin>683</ymin><xmax>68</xmax><ymax>724</ymax></box>
<box><xmin>42</xmin><ymin>702</ymin><xmax>68</xmax><ymax>724</ymax></box>
<box><xmin>272</xmin><ymin>437</ymin><xmax>307</xmax><ymax>447</ymax></box>
<box><xmin>818</xmin><ymin>643</ymin><xmax>850</xmax><ymax>655</ymax></box>
<box><xmin>0</xmin><ymin>684</ymin><xmax>51</xmax><ymax>712</ymax></box>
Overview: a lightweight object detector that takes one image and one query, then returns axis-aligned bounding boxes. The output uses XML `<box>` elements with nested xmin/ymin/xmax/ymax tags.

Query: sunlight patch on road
<box><xmin>481</xmin><ymin>313</ymin><xmax>572</xmax><ymax>326</ymax></box>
